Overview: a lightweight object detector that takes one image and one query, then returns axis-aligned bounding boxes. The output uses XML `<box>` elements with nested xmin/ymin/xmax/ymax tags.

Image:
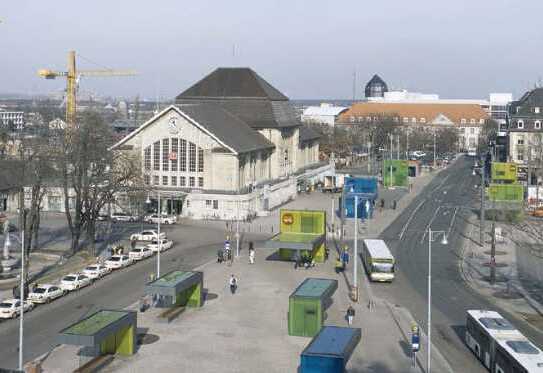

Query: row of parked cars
<box><xmin>99</xmin><ymin>212</ymin><xmax>178</xmax><ymax>225</ymax></box>
<box><xmin>0</xmin><ymin>230</ymin><xmax>173</xmax><ymax>320</ymax></box>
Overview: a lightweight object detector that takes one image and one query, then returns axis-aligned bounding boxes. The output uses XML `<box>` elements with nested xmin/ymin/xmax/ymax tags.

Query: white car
<box><xmin>147</xmin><ymin>239</ymin><xmax>174</xmax><ymax>252</ymax></box>
<box><xmin>130</xmin><ymin>230</ymin><xmax>166</xmax><ymax>242</ymax></box>
<box><xmin>28</xmin><ymin>284</ymin><xmax>65</xmax><ymax>304</ymax></box>
<box><xmin>111</xmin><ymin>212</ymin><xmax>139</xmax><ymax>222</ymax></box>
<box><xmin>0</xmin><ymin>299</ymin><xmax>34</xmax><ymax>319</ymax></box>
<box><xmin>128</xmin><ymin>246</ymin><xmax>153</xmax><ymax>261</ymax></box>
<box><xmin>105</xmin><ymin>255</ymin><xmax>133</xmax><ymax>270</ymax></box>
<box><xmin>144</xmin><ymin>214</ymin><xmax>176</xmax><ymax>225</ymax></box>
<box><xmin>82</xmin><ymin>264</ymin><xmax>111</xmax><ymax>280</ymax></box>
<box><xmin>60</xmin><ymin>273</ymin><xmax>92</xmax><ymax>291</ymax></box>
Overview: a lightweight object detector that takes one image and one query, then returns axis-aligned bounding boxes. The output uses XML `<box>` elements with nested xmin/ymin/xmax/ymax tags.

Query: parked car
<box><xmin>111</xmin><ymin>212</ymin><xmax>139</xmax><ymax>223</ymax></box>
<box><xmin>0</xmin><ymin>299</ymin><xmax>34</xmax><ymax>319</ymax></box>
<box><xmin>130</xmin><ymin>230</ymin><xmax>166</xmax><ymax>242</ymax></box>
<box><xmin>411</xmin><ymin>151</ymin><xmax>426</xmax><ymax>158</ymax></box>
<box><xmin>128</xmin><ymin>246</ymin><xmax>153</xmax><ymax>261</ymax></box>
<box><xmin>97</xmin><ymin>213</ymin><xmax>109</xmax><ymax>221</ymax></box>
<box><xmin>147</xmin><ymin>239</ymin><xmax>174</xmax><ymax>252</ymax></box>
<box><xmin>60</xmin><ymin>273</ymin><xmax>92</xmax><ymax>291</ymax></box>
<box><xmin>144</xmin><ymin>214</ymin><xmax>176</xmax><ymax>225</ymax></box>
<box><xmin>105</xmin><ymin>255</ymin><xmax>133</xmax><ymax>270</ymax></box>
<box><xmin>82</xmin><ymin>264</ymin><xmax>111</xmax><ymax>280</ymax></box>
<box><xmin>28</xmin><ymin>284</ymin><xmax>65</xmax><ymax>304</ymax></box>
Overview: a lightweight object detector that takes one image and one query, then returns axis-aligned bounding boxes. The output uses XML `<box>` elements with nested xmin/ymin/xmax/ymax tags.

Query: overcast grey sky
<box><xmin>1</xmin><ymin>0</ymin><xmax>542</xmax><ymax>100</ymax></box>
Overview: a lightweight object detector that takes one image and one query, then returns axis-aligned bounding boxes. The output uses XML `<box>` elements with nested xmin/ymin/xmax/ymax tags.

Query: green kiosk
<box><xmin>144</xmin><ymin>270</ymin><xmax>203</xmax><ymax>309</ymax></box>
<box><xmin>288</xmin><ymin>278</ymin><xmax>338</xmax><ymax>337</ymax></box>
<box><xmin>264</xmin><ymin>209</ymin><xmax>327</xmax><ymax>262</ymax></box>
<box><xmin>59</xmin><ymin>309</ymin><xmax>137</xmax><ymax>368</ymax></box>
<box><xmin>383</xmin><ymin>160</ymin><xmax>409</xmax><ymax>188</ymax></box>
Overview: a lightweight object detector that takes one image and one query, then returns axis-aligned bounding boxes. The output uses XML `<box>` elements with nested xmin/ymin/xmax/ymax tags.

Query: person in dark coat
<box><xmin>347</xmin><ymin>305</ymin><xmax>355</xmax><ymax>325</ymax></box>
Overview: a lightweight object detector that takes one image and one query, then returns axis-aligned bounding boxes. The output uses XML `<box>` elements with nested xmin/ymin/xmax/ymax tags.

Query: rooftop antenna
<box><xmin>155</xmin><ymin>77</ymin><xmax>160</xmax><ymax>115</ymax></box>
<box><xmin>352</xmin><ymin>70</ymin><xmax>357</xmax><ymax>102</ymax></box>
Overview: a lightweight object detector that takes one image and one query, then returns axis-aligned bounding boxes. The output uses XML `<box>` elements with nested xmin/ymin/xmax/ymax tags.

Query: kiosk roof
<box><xmin>63</xmin><ymin>310</ymin><xmax>128</xmax><ymax>336</ymax></box>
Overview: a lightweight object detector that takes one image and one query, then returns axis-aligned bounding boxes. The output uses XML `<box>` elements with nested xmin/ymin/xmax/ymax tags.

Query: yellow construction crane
<box><xmin>38</xmin><ymin>50</ymin><xmax>136</xmax><ymax>126</ymax></box>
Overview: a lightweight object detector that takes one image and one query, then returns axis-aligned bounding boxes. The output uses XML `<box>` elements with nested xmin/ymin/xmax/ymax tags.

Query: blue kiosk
<box><xmin>340</xmin><ymin>177</ymin><xmax>378</xmax><ymax>220</ymax></box>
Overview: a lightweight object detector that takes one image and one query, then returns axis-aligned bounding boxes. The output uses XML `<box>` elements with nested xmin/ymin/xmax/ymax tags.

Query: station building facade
<box><xmin>112</xmin><ymin>68</ymin><xmax>331</xmax><ymax>220</ymax></box>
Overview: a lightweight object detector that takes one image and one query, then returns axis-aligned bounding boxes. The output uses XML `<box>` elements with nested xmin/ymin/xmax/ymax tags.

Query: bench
<box><xmin>73</xmin><ymin>354</ymin><xmax>114</xmax><ymax>373</ymax></box>
<box><xmin>157</xmin><ymin>306</ymin><xmax>185</xmax><ymax>323</ymax></box>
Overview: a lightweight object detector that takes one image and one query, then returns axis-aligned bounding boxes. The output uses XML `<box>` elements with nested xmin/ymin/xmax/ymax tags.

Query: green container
<box><xmin>288</xmin><ymin>278</ymin><xmax>338</xmax><ymax>337</ymax></box>
<box><xmin>488</xmin><ymin>184</ymin><xmax>524</xmax><ymax>202</ymax></box>
<box><xmin>383</xmin><ymin>160</ymin><xmax>408</xmax><ymax>187</ymax></box>
<box><xmin>491</xmin><ymin>162</ymin><xmax>518</xmax><ymax>183</ymax></box>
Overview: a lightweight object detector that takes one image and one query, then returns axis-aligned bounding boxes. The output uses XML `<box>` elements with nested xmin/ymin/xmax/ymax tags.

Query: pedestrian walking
<box><xmin>346</xmin><ymin>305</ymin><xmax>355</xmax><ymax>325</ymax></box>
<box><xmin>248</xmin><ymin>242</ymin><xmax>255</xmax><ymax>264</ymax></box>
<box><xmin>229</xmin><ymin>274</ymin><xmax>238</xmax><ymax>295</ymax></box>
<box><xmin>380</xmin><ymin>199</ymin><xmax>385</xmax><ymax>212</ymax></box>
<box><xmin>217</xmin><ymin>248</ymin><xmax>224</xmax><ymax>263</ymax></box>
<box><xmin>392</xmin><ymin>200</ymin><xmax>397</xmax><ymax>210</ymax></box>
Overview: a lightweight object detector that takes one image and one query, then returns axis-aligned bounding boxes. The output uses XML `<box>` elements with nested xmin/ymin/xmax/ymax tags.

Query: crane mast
<box><xmin>38</xmin><ymin>50</ymin><xmax>136</xmax><ymax>126</ymax></box>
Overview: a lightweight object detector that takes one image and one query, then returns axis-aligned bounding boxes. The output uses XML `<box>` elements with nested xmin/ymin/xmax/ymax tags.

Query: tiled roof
<box><xmin>176</xmin><ymin>68</ymin><xmax>299</xmax><ymax>129</ymax></box>
<box><xmin>176</xmin><ymin>68</ymin><xmax>288</xmax><ymax>101</ymax></box>
<box><xmin>177</xmin><ymin>103</ymin><xmax>275</xmax><ymax>153</ymax></box>
<box><xmin>338</xmin><ymin>102</ymin><xmax>489</xmax><ymax>125</ymax></box>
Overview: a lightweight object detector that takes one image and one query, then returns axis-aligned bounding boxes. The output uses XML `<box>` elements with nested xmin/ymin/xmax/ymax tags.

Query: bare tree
<box><xmin>59</xmin><ymin>111</ymin><xmax>142</xmax><ymax>255</ymax></box>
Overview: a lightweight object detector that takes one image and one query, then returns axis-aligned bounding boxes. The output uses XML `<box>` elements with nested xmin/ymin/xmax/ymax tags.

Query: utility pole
<box><xmin>490</xmin><ymin>221</ymin><xmax>496</xmax><ymax>285</ymax></box>
<box><xmin>427</xmin><ymin>228</ymin><xmax>432</xmax><ymax>373</ymax></box>
<box><xmin>353</xmin><ymin>195</ymin><xmax>358</xmax><ymax>302</ymax></box>
<box><xmin>236</xmin><ymin>200</ymin><xmax>240</xmax><ymax>257</ymax></box>
<box><xmin>397</xmin><ymin>134</ymin><xmax>400</xmax><ymax>160</ymax></box>
<box><xmin>18</xmin><ymin>210</ymin><xmax>26</xmax><ymax>371</ymax></box>
<box><xmin>480</xmin><ymin>165</ymin><xmax>485</xmax><ymax>246</ymax></box>
<box><xmin>389</xmin><ymin>134</ymin><xmax>393</xmax><ymax>188</ymax></box>
<box><xmin>433</xmin><ymin>130</ymin><xmax>437</xmax><ymax>168</ymax></box>
<box><xmin>157</xmin><ymin>191</ymin><xmax>161</xmax><ymax>278</ymax></box>
<box><xmin>406</xmin><ymin>130</ymin><xmax>410</xmax><ymax>160</ymax></box>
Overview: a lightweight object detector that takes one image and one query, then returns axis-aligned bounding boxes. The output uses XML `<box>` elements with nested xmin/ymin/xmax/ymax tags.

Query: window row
<box><xmin>144</xmin><ymin>174</ymin><xmax>204</xmax><ymax>188</ymax></box>
<box><xmin>144</xmin><ymin>138</ymin><xmax>204</xmax><ymax>173</ymax></box>
<box><xmin>516</xmin><ymin>120</ymin><xmax>541</xmax><ymax>129</ymax></box>
<box><xmin>348</xmin><ymin>116</ymin><xmax>485</xmax><ymax>125</ymax></box>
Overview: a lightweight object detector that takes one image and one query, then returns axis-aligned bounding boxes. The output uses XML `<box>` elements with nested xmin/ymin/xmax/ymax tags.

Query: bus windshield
<box><xmin>372</xmin><ymin>262</ymin><xmax>394</xmax><ymax>273</ymax></box>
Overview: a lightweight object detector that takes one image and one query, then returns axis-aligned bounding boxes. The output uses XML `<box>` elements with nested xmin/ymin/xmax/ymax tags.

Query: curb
<box><xmin>384</xmin><ymin>301</ymin><xmax>454</xmax><ymax>373</ymax></box>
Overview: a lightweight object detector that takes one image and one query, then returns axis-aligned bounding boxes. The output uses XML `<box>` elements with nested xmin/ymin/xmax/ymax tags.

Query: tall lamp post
<box><xmin>427</xmin><ymin>228</ymin><xmax>448</xmax><ymax>373</ymax></box>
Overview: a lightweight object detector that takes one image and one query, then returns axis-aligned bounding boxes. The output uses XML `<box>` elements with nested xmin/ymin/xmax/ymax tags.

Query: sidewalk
<box><xmin>38</xmin><ymin>167</ymin><xmax>453</xmax><ymax>373</ymax></box>
<box><xmin>41</xmin><ymin>249</ymin><xmax>430</xmax><ymax>373</ymax></box>
<box><xmin>460</xmin><ymin>215</ymin><xmax>543</xmax><ymax>331</ymax></box>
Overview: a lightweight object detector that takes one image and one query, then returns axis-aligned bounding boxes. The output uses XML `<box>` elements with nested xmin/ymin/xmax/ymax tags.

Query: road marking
<box><xmin>447</xmin><ymin>207</ymin><xmax>458</xmax><ymax>238</ymax></box>
<box><xmin>399</xmin><ymin>199</ymin><xmax>426</xmax><ymax>240</ymax></box>
<box><xmin>420</xmin><ymin>206</ymin><xmax>441</xmax><ymax>244</ymax></box>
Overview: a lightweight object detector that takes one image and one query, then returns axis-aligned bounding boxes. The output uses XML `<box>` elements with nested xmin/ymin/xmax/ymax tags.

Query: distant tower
<box><xmin>365</xmin><ymin>74</ymin><xmax>388</xmax><ymax>99</ymax></box>
<box><xmin>118</xmin><ymin>100</ymin><xmax>128</xmax><ymax>119</ymax></box>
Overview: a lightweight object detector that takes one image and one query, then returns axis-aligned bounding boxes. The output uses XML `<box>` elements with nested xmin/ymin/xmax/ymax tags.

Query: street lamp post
<box><xmin>157</xmin><ymin>191</ymin><xmax>161</xmax><ymax>278</ymax></box>
<box><xmin>353</xmin><ymin>194</ymin><xmax>358</xmax><ymax>302</ymax></box>
<box><xmin>433</xmin><ymin>130</ymin><xmax>437</xmax><ymax>169</ymax></box>
<box><xmin>18</xmin><ymin>224</ymin><xmax>24</xmax><ymax>370</ymax></box>
<box><xmin>427</xmin><ymin>228</ymin><xmax>448</xmax><ymax>373</ymax></box>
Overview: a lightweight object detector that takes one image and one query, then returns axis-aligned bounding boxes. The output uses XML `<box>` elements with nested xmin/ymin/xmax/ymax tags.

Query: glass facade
<box><xmin>146</xmin><ymin>137</ymin><xmax>205</xmax><ymax>189</ymax></box>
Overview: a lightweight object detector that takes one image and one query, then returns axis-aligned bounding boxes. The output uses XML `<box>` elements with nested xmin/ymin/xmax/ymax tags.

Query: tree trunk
<box><xmin>86</xmin><ymin>220</ymin><xmax>96</xmax><ymax>257</ymax></box>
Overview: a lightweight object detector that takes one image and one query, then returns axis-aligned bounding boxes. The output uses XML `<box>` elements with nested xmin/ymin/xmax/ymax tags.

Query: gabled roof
<box><xmin>110</xmin><ymin>105</ymin><xmax>274</xmax><ymax>155</ymax></box>
<box><xmin>178</xmin><ymin>103</ymin><xmax>274</xmax><ymax>153</ymax></box>
<box><xmin>176</xmin><ymin>68</ymin><xmax>288</xmax><ymax>101</ymax></box>
<box><xmin>338</xmin><ymin>102</ymin><xmax>488</xmax><ymax>125</ymax></box>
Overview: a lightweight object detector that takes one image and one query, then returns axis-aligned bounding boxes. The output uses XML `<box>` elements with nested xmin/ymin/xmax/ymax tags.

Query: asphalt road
<box><xmin>372</xmin><ymin>156</ymin><xmax>543</xmax><ymax>372</ymax></box>
<box><xmin>0</xmin><ymin>223</ymin><xmax>261</xmax><ymax>370</ymax></box>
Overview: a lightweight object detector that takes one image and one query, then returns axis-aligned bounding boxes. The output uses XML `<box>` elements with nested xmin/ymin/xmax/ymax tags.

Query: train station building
<box><xmin>112</xmin><ymin>67</ymin><xmax>332</xmax><ymax>220</ymax></box>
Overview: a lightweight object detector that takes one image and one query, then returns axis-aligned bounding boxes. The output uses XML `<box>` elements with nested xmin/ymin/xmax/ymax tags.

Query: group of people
<box><xmin>217</xmin><ymin>237</ymin><xmax>256</xmax><ymax>265</ymax></box>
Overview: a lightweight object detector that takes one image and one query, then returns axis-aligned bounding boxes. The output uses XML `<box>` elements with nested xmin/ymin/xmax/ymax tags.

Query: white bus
<box><xmin>466</xmin><ymin>310</ymin><xmax>543</xmax><ymax>372</ymax></box>
<box><xmin>362</xmin><ymin>239</ymin><xmax>395</xmax><ymax>282</ymax></box>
